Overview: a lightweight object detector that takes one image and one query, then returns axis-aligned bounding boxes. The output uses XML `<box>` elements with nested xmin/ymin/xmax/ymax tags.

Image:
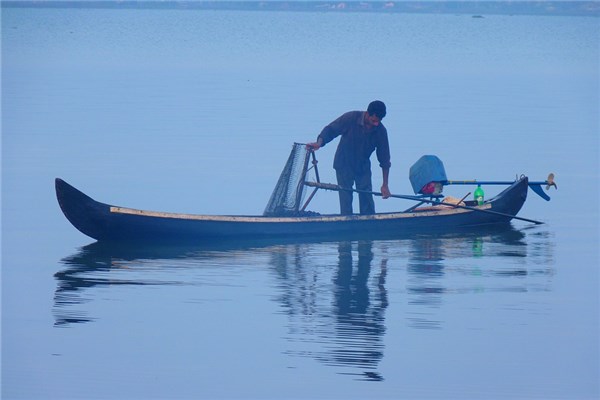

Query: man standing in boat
<box><xmin>307</xmin><ymin>100</ymin><xmax>391</xmax><ymax>215</ymax></box>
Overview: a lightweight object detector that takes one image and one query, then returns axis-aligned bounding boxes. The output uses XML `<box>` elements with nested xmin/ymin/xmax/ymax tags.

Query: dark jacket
<box><xmin>318</xmin><ymin>111</ymin><xmax>391</xmax><ymax>174</ymax></box>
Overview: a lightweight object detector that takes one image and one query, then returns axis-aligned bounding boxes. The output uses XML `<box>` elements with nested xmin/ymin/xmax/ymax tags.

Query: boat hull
<box><xmin>55</xmin><ymin>177</ymin><xmax>529</xmax><ymax>243</ymax></box>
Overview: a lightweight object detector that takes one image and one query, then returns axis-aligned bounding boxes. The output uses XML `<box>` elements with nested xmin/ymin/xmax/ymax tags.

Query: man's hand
<box><xmin>306</xmin><ymin>142</ymin><xmax>321</xmax><ymax>151</ymax></box>
<box><xmin>381</xmin><ymin>184</ymin><xmax>391</xmax><ymax>199</ymax></box>
<box><xmin>381</xmin><ymin>168</ymin><xmax>390</xmax><ymax>199</ymax></box>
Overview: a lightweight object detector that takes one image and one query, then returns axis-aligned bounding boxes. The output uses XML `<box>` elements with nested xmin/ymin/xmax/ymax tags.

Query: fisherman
<box><xmin>307</xmin><ymin>100</ymin><xmax>391</xmax><ymax>215</ymax></box>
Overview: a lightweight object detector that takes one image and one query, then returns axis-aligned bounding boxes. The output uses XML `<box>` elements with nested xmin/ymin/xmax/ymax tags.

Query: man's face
<box><xmin>364</xmin><ymin>113</ymin><xmax>381</xmax><ymax>130</ymax></box>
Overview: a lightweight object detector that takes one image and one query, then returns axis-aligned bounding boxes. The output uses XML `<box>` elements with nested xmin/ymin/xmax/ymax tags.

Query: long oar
<box><xmin>305</xmin><ymin>181</ymin><xmax>544</xmax><ymax>225</ymax></box>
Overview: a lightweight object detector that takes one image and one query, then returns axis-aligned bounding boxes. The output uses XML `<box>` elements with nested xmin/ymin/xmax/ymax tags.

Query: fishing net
<box><xmin>264</xmin><ymin>143</ymin><xmax>313</xmax><ymax>216</ymax></box>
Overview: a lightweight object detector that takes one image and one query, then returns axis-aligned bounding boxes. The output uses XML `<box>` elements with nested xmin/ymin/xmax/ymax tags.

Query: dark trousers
<box><xmin>336</xmin><ymin>168</ymin><xmax>375</xmax><ymax>215</ymax></box>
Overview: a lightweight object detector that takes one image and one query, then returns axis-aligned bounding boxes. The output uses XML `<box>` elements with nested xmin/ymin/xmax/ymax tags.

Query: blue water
<box><xmin>2</xmin><ymin>5</ymin><xmax>599</xmax><ymax>399</ymax></box>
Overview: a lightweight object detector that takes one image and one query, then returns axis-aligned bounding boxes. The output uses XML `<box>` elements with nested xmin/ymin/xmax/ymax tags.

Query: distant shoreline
<box><xmin>2</xmin><ymin>1</ymin><xmax>599</xmax><ymax>17</ymax></box>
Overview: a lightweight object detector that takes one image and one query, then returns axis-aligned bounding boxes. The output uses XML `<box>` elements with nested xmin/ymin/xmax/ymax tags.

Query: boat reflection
<box><xmin>405</xmin><ymin>226</ymin><xmax>554</xmax><ymax>330</ymax></box>
<box><xmin>54</xmin><ymin>239</ymin><xmax>285</xmax><ymax>326</ymax></box>
<box><xmin>53</xmin><ymin>225</ymin><xmax>554</xmax><ymax>380</ymax></box>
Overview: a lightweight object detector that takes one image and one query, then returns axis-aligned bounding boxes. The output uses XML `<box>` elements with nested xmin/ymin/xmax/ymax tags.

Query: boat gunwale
<box><xmin>110</xmin><ymin>204</ymin><xmax>488</xmax><ymax>223</ymax></box>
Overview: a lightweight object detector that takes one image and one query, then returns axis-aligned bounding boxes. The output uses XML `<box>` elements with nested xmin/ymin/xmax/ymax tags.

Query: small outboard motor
<box><xmin>409</xmin><ymin>155</ymin><xmax>447</xmax><ymax>195</ymax></box>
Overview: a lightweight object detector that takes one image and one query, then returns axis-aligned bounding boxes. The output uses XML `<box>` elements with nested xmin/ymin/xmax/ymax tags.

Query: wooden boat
<box><xmin>55</xmin><ymin>176</ymin><xmax>532</xmax><ymax>244</ymax></box>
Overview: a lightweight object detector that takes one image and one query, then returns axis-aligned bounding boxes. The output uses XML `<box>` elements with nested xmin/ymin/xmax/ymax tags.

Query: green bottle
<box><xmin>474</xmin><ymin>185</ymin><xmax>484</xmax><ymax>206</ymax></box>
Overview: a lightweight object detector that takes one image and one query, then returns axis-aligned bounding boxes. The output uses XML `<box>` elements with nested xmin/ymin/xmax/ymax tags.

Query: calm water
<box><xmin>2</xmin><ymin>5</ymin><xmax>599</xmax><ymax>399</ymax></box>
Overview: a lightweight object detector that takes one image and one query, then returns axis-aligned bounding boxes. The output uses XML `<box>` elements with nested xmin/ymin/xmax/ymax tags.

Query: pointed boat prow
<box><xmin>55</xmin><ymin>178</ymin><xmax>111</xmax><ymax>241</ymax></box>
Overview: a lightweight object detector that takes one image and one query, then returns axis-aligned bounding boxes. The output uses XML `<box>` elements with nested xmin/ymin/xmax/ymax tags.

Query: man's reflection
<box><xmin>273</xmin><ymin>241</ymin><xmax>388</xmax><ymax>381</ymax></box>
<box><xmin>330</xmin><ymin>241</ymin><xmax>388</xmax><ymax>381</ymax></box>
